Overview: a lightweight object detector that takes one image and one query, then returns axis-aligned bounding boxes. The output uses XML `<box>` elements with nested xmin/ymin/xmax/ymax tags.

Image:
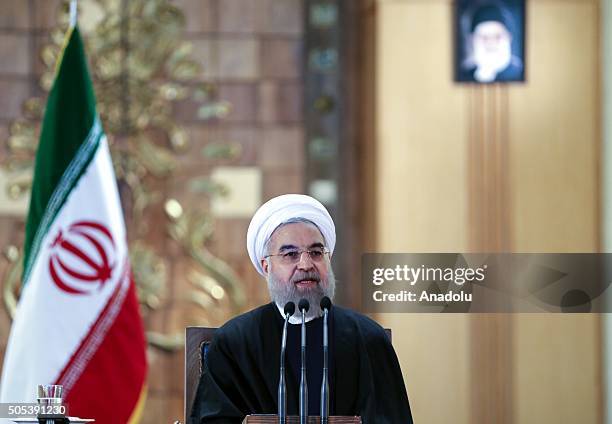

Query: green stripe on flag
<box><xmin>23</xmin><ymin>26</ymin><xmax>104</xmax><ymax>286</ymax></box>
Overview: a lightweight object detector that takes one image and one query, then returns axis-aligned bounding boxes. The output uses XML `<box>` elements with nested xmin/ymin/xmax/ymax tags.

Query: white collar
<box><xmin>275</xmin><ymin>302</ymin><xmax>317</xmax><ymax>325</ymax></box>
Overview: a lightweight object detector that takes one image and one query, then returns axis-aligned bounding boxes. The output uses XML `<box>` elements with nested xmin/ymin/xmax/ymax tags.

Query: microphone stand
<box><xmin>298</xmin><ymin>299</ymin><xmax>310</xmax><ymax>424</ymax></box>
<box><xmin>320</xmin><ymin>297</ymin><xmax>331</xmax><ymax>424</ymax></box>
<box><xmin>320</xmin><ymin>307</ymin><xmax>329</xmax><ymax>423</ymax></box>
<box><xmin>278</xmin><ymin>302</ymin><xmax>294</xmax><ymax>424</ymax></box>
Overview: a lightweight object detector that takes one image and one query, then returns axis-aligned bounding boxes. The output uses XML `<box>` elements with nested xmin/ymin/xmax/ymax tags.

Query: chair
<box><xmin>184</xmin><ymin>326</ymin><xmax>392</xmax><ymax>422</ymax></box>
<box><xmin>185</xmin><ymin>327</ymin><xmax>217</xmax><ymax>423</ymax></box>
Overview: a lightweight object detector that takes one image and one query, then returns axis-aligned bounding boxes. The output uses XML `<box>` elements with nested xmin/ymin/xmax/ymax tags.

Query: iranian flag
<box><xmin>0</xmin><ymin>26</ymin><xmax>147</xmax><ymax>422</ymax></box>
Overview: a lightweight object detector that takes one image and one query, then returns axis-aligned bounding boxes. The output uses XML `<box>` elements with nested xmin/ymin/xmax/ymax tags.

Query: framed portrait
<box><xmin>455</xmin><ymin>0</ymin><xmax>526</xmax><ymax>83</ymax></box>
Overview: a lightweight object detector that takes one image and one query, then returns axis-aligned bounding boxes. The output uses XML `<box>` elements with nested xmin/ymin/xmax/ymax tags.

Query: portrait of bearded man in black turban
<box><xmin>455</xmin><ymin>0</ymin><xmax>526</xmax><ymax>83</ymax></box>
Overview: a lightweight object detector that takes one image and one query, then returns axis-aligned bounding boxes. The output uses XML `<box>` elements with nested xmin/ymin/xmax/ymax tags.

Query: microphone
<box><xmin>298</xmin><ymin>299</ymin><xmax>310</xmax><ymax>424</ymax></box>
<box><xmin>278</xmin><ymin>302</ymin><xmax>295</xmax><ymax>424</ymax></box>
<box><xmin>319</xmin><ymin>296</ymin><xmax>332</xmax><ymax>424</ymax></box>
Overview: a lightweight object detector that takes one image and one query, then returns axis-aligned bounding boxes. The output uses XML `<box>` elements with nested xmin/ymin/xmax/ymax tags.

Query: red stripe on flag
<box><xmin>56</xmin><ymin>260</ymin><xmax>131</xmax><ymax>391</ymax></box>
<box><xmin>62</xmin><ymin>279</ymin><xmax>147</xmax><ymax>422</ymax></box>
<box><xmin>55</xmin><ymin>271</ymin><xmax>147</xmax><ymax>422</ymax></box>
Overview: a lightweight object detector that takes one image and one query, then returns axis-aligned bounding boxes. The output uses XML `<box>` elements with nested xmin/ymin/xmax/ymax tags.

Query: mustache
<box><xmin>290</xmin><ymin>271</ymin><xmax>321</xmax><ymax>284</ymax></box>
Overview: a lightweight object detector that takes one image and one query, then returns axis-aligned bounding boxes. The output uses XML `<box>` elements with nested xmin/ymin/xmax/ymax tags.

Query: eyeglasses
<box><xmin>264</xmin><ymin>247</ymin><xmax>330</xmax><ymax>265</ymax></box>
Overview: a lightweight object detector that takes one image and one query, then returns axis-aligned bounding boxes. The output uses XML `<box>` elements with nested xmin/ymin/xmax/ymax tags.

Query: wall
<box><xmin>0</xmin><ymin>1</ymin><xmax>306</xmax><ymax>423</ymax></box>
<box><xmin>372</xmin><ymin>0</ymin><xmax>601</xmax><ymax>423</ymax></box>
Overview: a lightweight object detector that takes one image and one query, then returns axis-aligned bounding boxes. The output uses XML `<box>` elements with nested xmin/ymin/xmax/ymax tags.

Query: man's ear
<box><xmin>261</xmin><ymin>258</ymin><xmax>269</xmax><ymax>276</ymax></box>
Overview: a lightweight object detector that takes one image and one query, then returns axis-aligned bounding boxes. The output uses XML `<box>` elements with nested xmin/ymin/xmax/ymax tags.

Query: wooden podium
<box><xmin>241</xmin><ymin>416</ymin><xmax>360</xmax><ymax>423</ymax></box>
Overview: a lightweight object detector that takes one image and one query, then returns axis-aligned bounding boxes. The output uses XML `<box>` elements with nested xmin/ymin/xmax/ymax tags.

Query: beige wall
<box><xmin>376</xmin><ymin>2</ymin><xmax>471</xmax><ymax>423</ymax></box>
<box><xmin>511</xmin><ymin>1</ymin><xmax>601</xmax><ymax>423</ymax></box>
<box><xmin>373</xmin><ymin>0</ymin><xmax>601</xmax><ymax>423</ymax></box>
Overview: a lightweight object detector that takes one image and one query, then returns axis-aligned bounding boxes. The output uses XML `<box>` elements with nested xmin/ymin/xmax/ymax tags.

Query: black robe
<box><xmin>189</xmin><ymin>302</ymin><xmax>413</xmax><ymax>424</ymax></box>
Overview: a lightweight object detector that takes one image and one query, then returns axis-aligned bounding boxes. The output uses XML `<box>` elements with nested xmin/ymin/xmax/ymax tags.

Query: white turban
<box><xmin>246</xmin><ymin>194</ymin><xmax>336</xmax><ymax>276</ymax></box>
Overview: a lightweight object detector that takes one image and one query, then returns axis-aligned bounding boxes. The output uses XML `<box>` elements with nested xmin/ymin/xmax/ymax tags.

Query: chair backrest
<box><xmin>184</xmin><ymin>326</ymin><xmax>392</xmax><ymax>421</ymax></box>
<box><xmin>185</xmin><ymin>327</ymin><xmax>217</xmax><ymax>422</ymax></box>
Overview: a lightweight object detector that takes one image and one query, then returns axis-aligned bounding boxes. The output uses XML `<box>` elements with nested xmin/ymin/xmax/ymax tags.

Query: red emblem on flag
<box><xmin>48</xmin><ymin>221</ymin><xmax>116</xmax><ymax>295</ymax></box>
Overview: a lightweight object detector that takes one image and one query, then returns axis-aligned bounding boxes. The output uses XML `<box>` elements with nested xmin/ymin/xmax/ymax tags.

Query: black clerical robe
<box><xmin>189</xmin><ymin>302</ymin><xmax>413</xmax><ymax>424</ymax></box>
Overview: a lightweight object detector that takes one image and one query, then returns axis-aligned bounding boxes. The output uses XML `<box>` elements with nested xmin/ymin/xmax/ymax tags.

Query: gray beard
<box><xmin>267</xmin><ymin>267</ymin><xmax>336</xmax><ymax>320</ymax></box>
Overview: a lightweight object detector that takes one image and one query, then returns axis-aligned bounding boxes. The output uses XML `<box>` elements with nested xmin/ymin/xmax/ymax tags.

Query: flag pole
<box><xmin>69</xmin><ymin>0</ymin><xmax>78</xmax><ymax>28</ymax></box>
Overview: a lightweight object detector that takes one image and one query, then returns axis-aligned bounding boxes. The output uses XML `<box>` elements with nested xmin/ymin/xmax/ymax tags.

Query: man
<box><xmin>189</xmin><ymin>194</ymin><xmax>413</xmax><ymax>423</ymax></box>
<box><xmin>458</xmin><ymin>4</ymin><xmax>524</xmax><ymax>83</ymax></box>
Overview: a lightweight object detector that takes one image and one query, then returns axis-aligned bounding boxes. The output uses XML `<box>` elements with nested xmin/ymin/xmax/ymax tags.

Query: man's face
<box><xmin>261</xmin><ymin>222</ymin><xmax>335</xmax><ymax>318</ymax></box>
<box><xmin>472</xmin><ymin>21</ymin><xmax>512</xmax><ymax>72</ymax></box>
